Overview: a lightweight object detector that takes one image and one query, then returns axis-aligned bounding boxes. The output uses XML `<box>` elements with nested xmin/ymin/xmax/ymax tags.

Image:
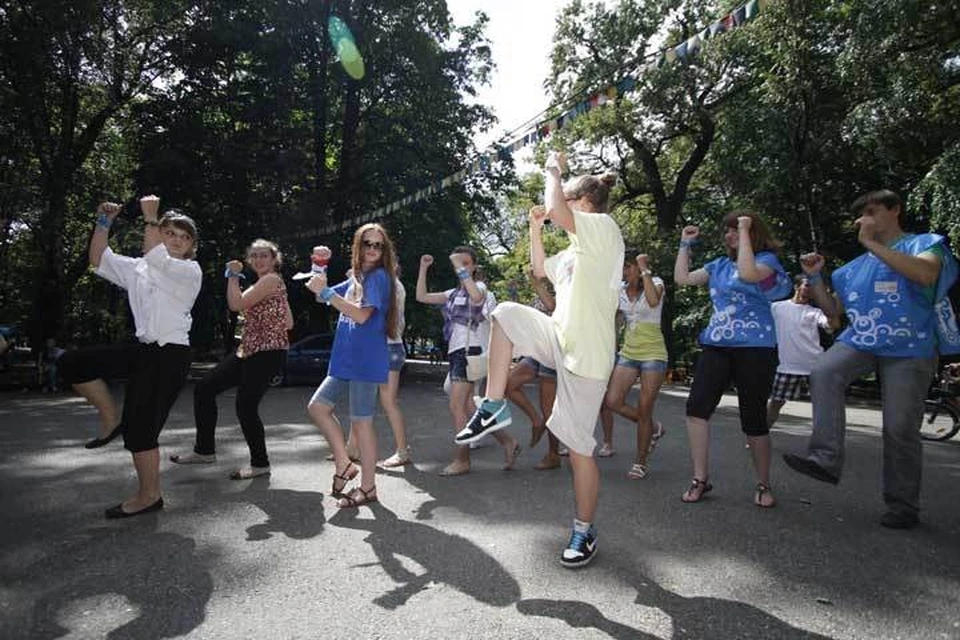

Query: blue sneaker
<box><xmin>454</xmin><ymin>399</ymin><xmax>512</xmax><ymax>445</ymax></box>
<box><xmin>560</xmin><ymin>526</ymin><xmax>597</xmax><ymax>568</ymax></box>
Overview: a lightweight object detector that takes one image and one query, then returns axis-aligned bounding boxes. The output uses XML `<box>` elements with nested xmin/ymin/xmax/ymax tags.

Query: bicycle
<box><xmin>921</xmin><ymin>365</ymin><xmax>960</xmax><ymax>442</ymax></box>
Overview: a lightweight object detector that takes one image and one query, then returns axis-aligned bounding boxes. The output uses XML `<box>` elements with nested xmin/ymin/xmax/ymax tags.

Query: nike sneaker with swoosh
<box><xmin>454</xmin><ymin>399</ymin><xmax>512</xmax><ymax>444</ymax></box>
<box><xmin>561</xmin><ymin>525</ymin><xmax>597</xmax><ymax>568</ymax></box>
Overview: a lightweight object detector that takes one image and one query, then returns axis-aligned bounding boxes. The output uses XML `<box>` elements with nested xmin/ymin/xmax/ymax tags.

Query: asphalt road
<box><xmin>1</xmin><ymin>377</ymin><xmax>959</xmax><ymax>639</ymax></box>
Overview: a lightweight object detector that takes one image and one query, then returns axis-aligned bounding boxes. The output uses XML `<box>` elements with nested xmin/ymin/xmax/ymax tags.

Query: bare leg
<box><xmin>308</xmin><ymin>401</ymin><xmax>353</xmax><ymax>479</ymax></box>
<box><xmin>482</xmin><ymin>319</ymin><xmax>513</xmax><ymax>401</ymax></box>
<box><xmin>686</xmin><ymin>416</ymin><xmax>710</xmax><ymax>481</ymax></box>
<box><xmin>635</xmin><ymin>370</ymin><xmax>665</xmax><ymax>465</ymax></box>
<box><xmin>73</xmin><ymin>379</ymin><xmax>121</xmax><ymax>438</ymax></box>
<box><xmin>603</xmin><ymin>365</ymin><xmax>640</xmax><ymax>422</ymax></box>
<box><xmin>766</xmin><ymin>399</ymin><xmax>785</xmax><ymax>428</ymax></box>
<box><xmin>568</xmin><ymin>451</ymin><xmax>599</xmax><ymax>522</ymax></box>
<box><xmin>121</xmin><ymin>448</ymin><xmax>161</xmax><ymax>511</ymax></box>
<box><xmin>599</xmin><ymin>406</ymin><xmax>614</xmax><ymax>451</ymax></box>
<box><xmin>747</xmin><ymin>433</ymin><xmax>775</xmax><ymax>506</ymax></box>
<box><xmin>352</xmin><ymin>419</ymin><xmax>378</xmax><ymax>491</ymax></box>
<box><xmin>445</xmin><ymin>381</ymin><xmax>474</xmax><ymax>472</ymax></box>
<box><xmin>379</xmin><ymin>370</ymin><xmax>407</xmax><ymax>451</ymax></box>
<box><xmin>506</xmin><ymin>364</ymin><xmax>542</xmax><ymax>444</ymax></box>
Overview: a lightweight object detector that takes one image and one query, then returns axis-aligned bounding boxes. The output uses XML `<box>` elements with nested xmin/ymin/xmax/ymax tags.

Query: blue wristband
<box><xmin>679</xmin><ymin>239</ymin><xmax>697</xmax><ymax>249</ymax></box>
<box><xmin>224</xmin><ymin>267</ymin><xmax>245</xmax><ymax>280</ymax></box>
<box><xmin>96</xmin><ymin>213</ymin><xmax>112</xmax><ymax>229</ymax></box>
<box><xmin>317</xmin><ymin>287</ymin><xmax>335</xmax><ymax>303</ymax></box>
<box><xmin>456</xmin><ymin>268</ymin><xmax>470</xmax><ymax>280</ymax></box>
<box><xmin>807</xmin><ymin>273</ymin><xmax>822</xmax><ymax>285</ymax></box>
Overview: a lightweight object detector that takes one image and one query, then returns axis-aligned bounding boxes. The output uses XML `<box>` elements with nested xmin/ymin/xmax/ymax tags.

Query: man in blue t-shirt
<box><xmin>783</xmin><ymin>190</ymin><xmax>958</xmax><ymax>530</ymax></box>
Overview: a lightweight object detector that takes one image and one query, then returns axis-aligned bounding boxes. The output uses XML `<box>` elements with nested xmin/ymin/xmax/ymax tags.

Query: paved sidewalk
<box><xmin>1</xmin><ymin>380</ymin><xmax>959</xmax><ymax>639</ymax></box>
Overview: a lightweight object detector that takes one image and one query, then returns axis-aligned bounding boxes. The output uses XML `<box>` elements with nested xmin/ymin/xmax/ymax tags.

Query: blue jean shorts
<box><xmin>309</xmin><ymin>375</ymin><xmax>379</xmax><ymax>421</ymax></box>
<box><xmin>518</xmin><ymin>356</ymin><xmax>557</xmax><ymax>379</ymax></box>
<box><xmin>615</xmin><ymin>356</ymin><xmax>667</xmax><ymax>373</ymax></box>
<box><xmin>388</xmin><ymin>343</ymin><xmax>406</xmax><ymax>372</ymax></box>
<box><xmin>448</xmin><ymin>346</ymin><xmax>481</xmax><ymax>383</ymax></box>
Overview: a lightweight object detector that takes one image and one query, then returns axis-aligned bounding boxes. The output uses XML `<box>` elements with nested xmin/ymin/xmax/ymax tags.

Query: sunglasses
<box><xmin>362</xmin><ymin>240</ymin><xmax>384</xmax><ymax>250</ymax></box>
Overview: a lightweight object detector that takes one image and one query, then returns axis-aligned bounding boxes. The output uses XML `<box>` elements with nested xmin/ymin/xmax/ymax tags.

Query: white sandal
<box><xmin>170</xmin><ymin>452</ymin><xmax>216</xmax><ymax>465</ymax></box>
<box><xmin>627</xmin><ymin>462</ymin><xmax>648</xmax><ymax>480</ymax></box>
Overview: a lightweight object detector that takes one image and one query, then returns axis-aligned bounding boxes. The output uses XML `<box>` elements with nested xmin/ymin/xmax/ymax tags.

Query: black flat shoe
<box><xmin>782</xmin><ymin>453</ymin><xmax>840</xmax><ymax>485</ymax></box>
<box><xmin>105</xmin><ymin>497</ymin><xmax>164</xmax><ymax>519</ymax></box>
<box><xmin>85</xmin><ymin>423</ymin><xmax>124</xmax><ymax>449</ymax></box>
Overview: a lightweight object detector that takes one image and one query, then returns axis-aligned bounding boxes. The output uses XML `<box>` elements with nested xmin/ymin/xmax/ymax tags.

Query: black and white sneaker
<box><xmin>560</xmin><ymin>526</ymin><xmax>597</xmax><ymax>568</ymax></box>
<box><xmin>454</xmin><ymin>400</ymin><xmax>512</xmax><ymax>445</ymax></box>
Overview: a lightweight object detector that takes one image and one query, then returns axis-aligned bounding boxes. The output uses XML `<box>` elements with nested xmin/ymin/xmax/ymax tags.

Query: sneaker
<box><xmin>782</xmin><ymin>453</ymin><xmax>839</xmax><ymax>485</ymax></box>
<box><xmin>597</xmin><ymin>442</ymin><xmax>615</xmax><ymax>457</ymax></box>
<box><xmin>454</xmin><ymin>399</ymin><xmax>512</xmax><ymax>445</ymax></box>
<box><xmin>560</xmin><ymin>526</ymin><xmax>598</xmax><ymax>568</ymax></box>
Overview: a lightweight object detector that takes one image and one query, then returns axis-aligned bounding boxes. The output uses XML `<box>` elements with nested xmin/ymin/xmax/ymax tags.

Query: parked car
<box><xmin>272</xmin><ymin>333</ymin><xmax>334</xmax><ymax>386</ymax></box>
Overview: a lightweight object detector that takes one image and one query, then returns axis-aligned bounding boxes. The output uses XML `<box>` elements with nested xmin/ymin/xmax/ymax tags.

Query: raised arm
<box><xmin>674</xmin><ymin>225</ymin><xmax>709</xmax><ymax>286</ymax></box>
<box><xmin>449</xmin><ymin>253</ymin><xmax>484</xmax><ymax>304</ymax></box>
<box><xmin>306</xmin><ymin>271</ymin><xmax>376</xmax><ymax>324</ymax></box>
<box><xmin>225</xmin><ymin>263</ymin><xmax>283</xmax><ymax>313</ymax></box>
<box><xmin>89</xmin><ymin>202</ymin><xmax>122</xmax><ymax>268</ymax></box>
<box><xmin>735</xmin><ymin>216</ymin><xmax>774</xmax><ymax>283</ymax></box>
<box><xmin>529</xmin><ymin>205</ymin><xmax>548</xmax><ymax>279</ymax></box>
<box><xmin>636</xmin><ymin>254</ymin><xmax>663</xmax><ymax>307</ymax></box>
<box><xmin>530</xmin><ymin>270</ymin><xmax>556</xmax><ymax>312</ymax></box>
<box><xmin>416</xmin><ymin>255</ymin><xmax>448</xmax><ymax>305</ymax></box>
<box><xmin>856</xmin><ymin>216</ymin><xmax>941</xmax><ymax>286</ymax></box>
<box><xmin>544</xmin><ymin>151</ymin><xmax>576</xmax><ymax>234</ymax></box>
<box><xmin>140</xmin><ymin>195</ymin><xmax>162</xmax><ymax>255</ymax></box>
<box><xmin>800</xmin><ymin>253</ymin><xmax>844</xmax><ymax>322</ymax></box>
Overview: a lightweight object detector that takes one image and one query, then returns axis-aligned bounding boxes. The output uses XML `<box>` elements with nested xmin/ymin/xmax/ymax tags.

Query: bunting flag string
<box><xmin>297</xmin><ymin>0</ymin><xmax>767</xmax><ymax>239</ymax></box>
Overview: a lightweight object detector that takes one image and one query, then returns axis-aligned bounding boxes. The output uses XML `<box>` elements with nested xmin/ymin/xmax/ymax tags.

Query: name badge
<box><xmin>454</xmin><ymin>296</ymin><xmax>468</xmax><ymax>306</ymax></box>
<box><xmin>874</xmin><ymin>281</ymin><xmax>898</xmax><ymax>294</ymax></box>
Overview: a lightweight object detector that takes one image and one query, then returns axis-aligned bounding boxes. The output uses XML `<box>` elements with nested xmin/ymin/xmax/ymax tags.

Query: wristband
<box><xmin>224</xmin><ymin>267</ymin><xmax>245</xmax><ymax>280</ymax></box>
<box><xmin>456</xmin><ymin>268</ymin><xmax>470</xmax><ymax>280</ymax></box>
<box><xmin>145</xmin><ymin>219</ymin><xmax>160</xmax><ymax>227</ymax></box>
<box><xmin>807</xmin><ymin>273</ymin><xmax>822</xmax><ymax>285</ymax></box>
<box><xmin>96</xmin><ymin>213</ymin><xmax>112</xmax><ymax>229</ymax></box>
<box><xmin>317</xmin><ymin>286</ymin><xmax>335</xmax><ymax>303</ymax></box>
<box><xmin>679</xmin><ymin>239</ymin><xmax>697</xmax><ymax>249</ymax></box>
<box><xmin>641</xmin><ymin>269</ymin><xmax>653</xmax><ymax>277</ymax></box>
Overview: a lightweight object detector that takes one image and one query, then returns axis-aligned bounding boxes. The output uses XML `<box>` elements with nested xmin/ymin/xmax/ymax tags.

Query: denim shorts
<box><xmin>448</xmin><ymin>346</ymin><xmax>481</xmax><ymax>383</ymax></box>
<box><xmin>388</xmin><ymin>343</ymin><xmax>406</xmax><ymax>372</ymax></box>
<box><xmin>309</xmin><ymin>375</ymin><xmax>379</xmax><ymax>421</ymax></box>
<box><xmin>518</xmin><ymin>356</ymin><xmax>557</xmax><ymax>379</ymax></box>
<box><xmin>615</xmin><ymin>356</ymin><xmax>667</xmax><ymax>373</ymax></box>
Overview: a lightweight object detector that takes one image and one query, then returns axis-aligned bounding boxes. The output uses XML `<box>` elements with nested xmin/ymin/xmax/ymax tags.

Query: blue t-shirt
<box><xmin>700</xmin><ymin>251</ymin><xmax>789</xmax><ymax>348</ymax></box>
<box><xmin>834</xmin><ymin>233</ymin><xmax>958</xmax><ymax>358</ymax></box>
<box><xmin>329</xmin><ymin>267</ymin><xmax>391</xmax><ymax>383</ymax></box>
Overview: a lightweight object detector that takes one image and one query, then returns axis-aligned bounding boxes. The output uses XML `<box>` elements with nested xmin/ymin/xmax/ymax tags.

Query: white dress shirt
<box><xmin>96</xmin><ymin>244</ymin><xmax>202</xmax><ymax>346</ymax></box>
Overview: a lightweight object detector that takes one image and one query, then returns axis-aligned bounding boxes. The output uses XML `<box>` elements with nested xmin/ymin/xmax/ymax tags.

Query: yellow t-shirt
<box><xmin>544</xmin><ymin>210</ymin><xmax>625</xmax><ymax>380</ymax></box>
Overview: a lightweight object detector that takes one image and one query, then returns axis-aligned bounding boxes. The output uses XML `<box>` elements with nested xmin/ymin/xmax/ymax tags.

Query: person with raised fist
<box><xmin>416</xmin><ymin>246</ymin><xmax>521</xmax><ymax>476</ymax></box>
<box><xmin>58</xmin><ymin>195</ymin><xmax>201</xmax><ymax>519</ymax></box>
<box><xmin>673</xmin><ymin>211</ymin><xmax>791</xmax><ymax>509</ymax></box>
<box><xmin>170</xmin><ymin>238</ymin><xmax>293</xmax><ymax>480</ymax></box>
<box><xmin>455</xmin><ymin>150</ymin><xmax>624</xmax><ymax>568</ymax></box>
<box><xmin>783</xmin><ymin>190</ymin><xmax>958</xmax><ymax>529</ymax></box>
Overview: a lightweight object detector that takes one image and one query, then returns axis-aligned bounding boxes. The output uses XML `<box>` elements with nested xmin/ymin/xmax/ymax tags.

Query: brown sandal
<box><xmin>338</xmin><ymin>485</ymin><xmax>378</xmax><ymax>508</ymax></box>
<box><xmin>754</xmin><ymin>482</ymin><xmax>776</xmax><ymax>508</ymax></box>
<box><xmin>331</xmin><ymin>461</ymin><xmax>358</xmax><ymax>497</ymax></box>
<box><xmin>681</xmin><ymin>478</ymin><xmax>713</xmax><ymax>503</ymax></box>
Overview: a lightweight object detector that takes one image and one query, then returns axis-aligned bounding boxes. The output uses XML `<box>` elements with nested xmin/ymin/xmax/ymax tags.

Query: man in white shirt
<box><xmin>767</xmin><ymin>275</ymin><xmax>840</xmax><ymax>427</ymax></box>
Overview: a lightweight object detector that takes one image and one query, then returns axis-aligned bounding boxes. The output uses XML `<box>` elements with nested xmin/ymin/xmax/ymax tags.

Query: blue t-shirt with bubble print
<box><xmin>700</xmin><ymin>251</ymin><xmax>791</xmax><ymax>348</ymax></box>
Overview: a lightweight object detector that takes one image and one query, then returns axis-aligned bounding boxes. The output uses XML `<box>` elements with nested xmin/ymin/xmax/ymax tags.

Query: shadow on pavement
<box><xmin>329</xmin><ymin>502</ymin><xmax>521</xmax><ymax>611</ymax></box>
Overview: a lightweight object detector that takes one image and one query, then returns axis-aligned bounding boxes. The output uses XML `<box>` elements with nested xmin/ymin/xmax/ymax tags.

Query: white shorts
<box><xmin>491</xmin><ymin>302</ymin><xmax>606</xmax><ymax>456</ymax></box>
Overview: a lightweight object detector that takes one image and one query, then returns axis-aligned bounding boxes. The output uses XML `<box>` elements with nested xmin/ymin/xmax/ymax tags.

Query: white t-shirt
<box><xmin>388</xmin><ymin>279</ymin><xmax>406</xmax><ymax>345</ymax></box>
<box><xmin>95</xmin><ymin>244</ymin><xmax>202</xmax><ymax>346</ymax></box>
<box><xmin>444</xmin><ymin>282</ymin><xmax>497</xmax><ymax>353</ymax></box>
<box><xmin>544</xmin><ymin>210</ymin><xmax>624</xmax><ymax>380</ymax></box>
<box><xmin>619</xmin><ymin>278</ymin><xmax>664</xmax><ymax>326</ymax></box>
<box><xmin>771</xmin><ymin>299</ymin><xmax>830</xmax><ymax>375</ymax></box>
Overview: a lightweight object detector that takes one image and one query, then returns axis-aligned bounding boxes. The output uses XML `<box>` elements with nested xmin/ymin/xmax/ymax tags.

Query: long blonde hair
<box><xmin>349</xmin><ymin>223</ymin><xmax>400</xmax><ymax>340</ymax></box>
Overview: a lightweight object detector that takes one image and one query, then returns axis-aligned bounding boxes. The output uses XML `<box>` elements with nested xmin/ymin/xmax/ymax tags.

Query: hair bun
<box><xmin>599</xmin><ymin>173</ymin><xmax>618</xmax><ymax>188</ymax></box>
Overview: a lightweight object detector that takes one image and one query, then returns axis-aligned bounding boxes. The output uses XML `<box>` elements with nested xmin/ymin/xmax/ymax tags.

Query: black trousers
<box><xmin>685</xmin><ymin>345</ymin><xmax>777</xmax><ymax>436</ymax></box>
<box><xmin>192</xmin><ymin>350</ymin><xmax>285</xmax><ymax>468</ymax></box>
<box><xmin>59</xmin><ymin>341</ymin><xmax>192</xmax><ymax>452</ymax></box>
